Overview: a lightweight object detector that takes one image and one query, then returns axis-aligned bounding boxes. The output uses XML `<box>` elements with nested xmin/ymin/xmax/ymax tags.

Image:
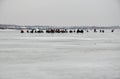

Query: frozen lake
<box><xmin>0</xmin><ymin>30</ymin><xmax>120</xmax><ymax>79</ymax></box>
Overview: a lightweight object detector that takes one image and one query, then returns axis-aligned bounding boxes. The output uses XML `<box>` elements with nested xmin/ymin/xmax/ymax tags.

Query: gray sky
<box><xmin>0</xmin><ymin>0</ymin><xmax>120</xmax><ymax>26</ymax></box>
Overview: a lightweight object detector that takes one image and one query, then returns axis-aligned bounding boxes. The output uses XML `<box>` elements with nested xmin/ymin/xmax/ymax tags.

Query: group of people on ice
<box><xmin>20</xmin><ymin>29</ymin><xmax>114</xmax><ymax>33</ymax></box>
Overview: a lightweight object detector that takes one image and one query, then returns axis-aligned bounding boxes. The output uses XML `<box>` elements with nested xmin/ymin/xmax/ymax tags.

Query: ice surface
<box><xmin>0</xmin><ymin>30</ymin><xmax>120</xmax><ymax>79</ymax></box>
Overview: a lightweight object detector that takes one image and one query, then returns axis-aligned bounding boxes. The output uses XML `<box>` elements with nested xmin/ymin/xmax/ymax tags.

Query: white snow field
<box><xmin>0</xmin><ymin>29</ymin><xmax>120</xmax><ymax>79</ymax></box>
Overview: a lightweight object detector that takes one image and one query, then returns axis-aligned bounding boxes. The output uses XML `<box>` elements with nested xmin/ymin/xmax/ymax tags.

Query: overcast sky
<box><xmin>0</xmin><ymin>0</ymin><xmax>120</xmax><ymax>26</ymax></box>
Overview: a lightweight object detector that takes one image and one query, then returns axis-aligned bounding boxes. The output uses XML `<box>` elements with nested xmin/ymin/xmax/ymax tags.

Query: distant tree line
<box><xmin>0</xmin><ymin>24</ymin><xmax>120</xmax><ymax>30</ymax></box>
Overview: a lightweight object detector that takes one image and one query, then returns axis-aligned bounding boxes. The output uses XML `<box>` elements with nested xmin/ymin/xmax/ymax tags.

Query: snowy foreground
<box><xmin>0</xmin><ymin>30</ymin><xmax>120</xmax><ymax>79</ymax></box>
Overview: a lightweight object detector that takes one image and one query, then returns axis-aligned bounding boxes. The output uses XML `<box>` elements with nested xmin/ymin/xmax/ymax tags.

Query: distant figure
<box><xmin>51</xmin><ymin>29</ymin><xmax>54</xmax><ymax>33</ymax></box>
<box><xmin>46</xmin><ymin>29</ymin><xmax>51</xmax><ymax>33</ymax></box>
<box><xmin>38</xmin><ymin>30</ymin><xmax>44</xmax><ymax>33</ymax></box>
<box><xmin>55</xmin><ymin>29</ymin><xmax>60</xmax><ymax>33</ymax></box>
<box><xmin>20</xmin><ymin>30</ymin><xmax>24</xmax><ymax>33</ymax></box>
<box><xmin>74</xmin><ymin>30</ymin><xmax>75</xmax><ymax>33</ymax></box>
<box><xmin>77</xmin><ymin>29</ymin><xmax>80</xmax><ymax>33</ymax></box>
<box><xmin>102</xmin><ymin>30</ymin><xmax>104</xmax><ymax>33</ymax></box>
<box><xmin>69</xmin><ymin>30</ymin><xmax>73</xmax><ymax>33</ymax></box>
<box><xmin>94</xmin><ymin>29</ymin><xmax>97</xmax><ymax>32</ymax></box>
<box><xmin>80</xmin><ymin>30</ymin><xmax>84</xmax><ymax>33</ymax></box>
<box><xmin>111</xmin><ymin>29</ymin><xmax>114</xmax><ymax>32</ymax></box>
<box><xmin>86</xmin><ymin>30</ymin><xmax>89</xmax><ymax>32</ymax></box>
<box><xmin>77</xmin><ymin>29</ymin><xmax>84</xmax><ymax>33</ymax></box>
<box><xmin>61</xmin><ymin>29</ymin><xmax>65</xmax><ymax>33</ymax></box>
<box><xmin>30</xmin><ymin>29</ymin><xmax>34</xmax><ymax>33</ymax></box>
<box><xmin>27</xmin><ymin>30</ymin><xmax>29</xmax><ymax>33</ymax></box>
